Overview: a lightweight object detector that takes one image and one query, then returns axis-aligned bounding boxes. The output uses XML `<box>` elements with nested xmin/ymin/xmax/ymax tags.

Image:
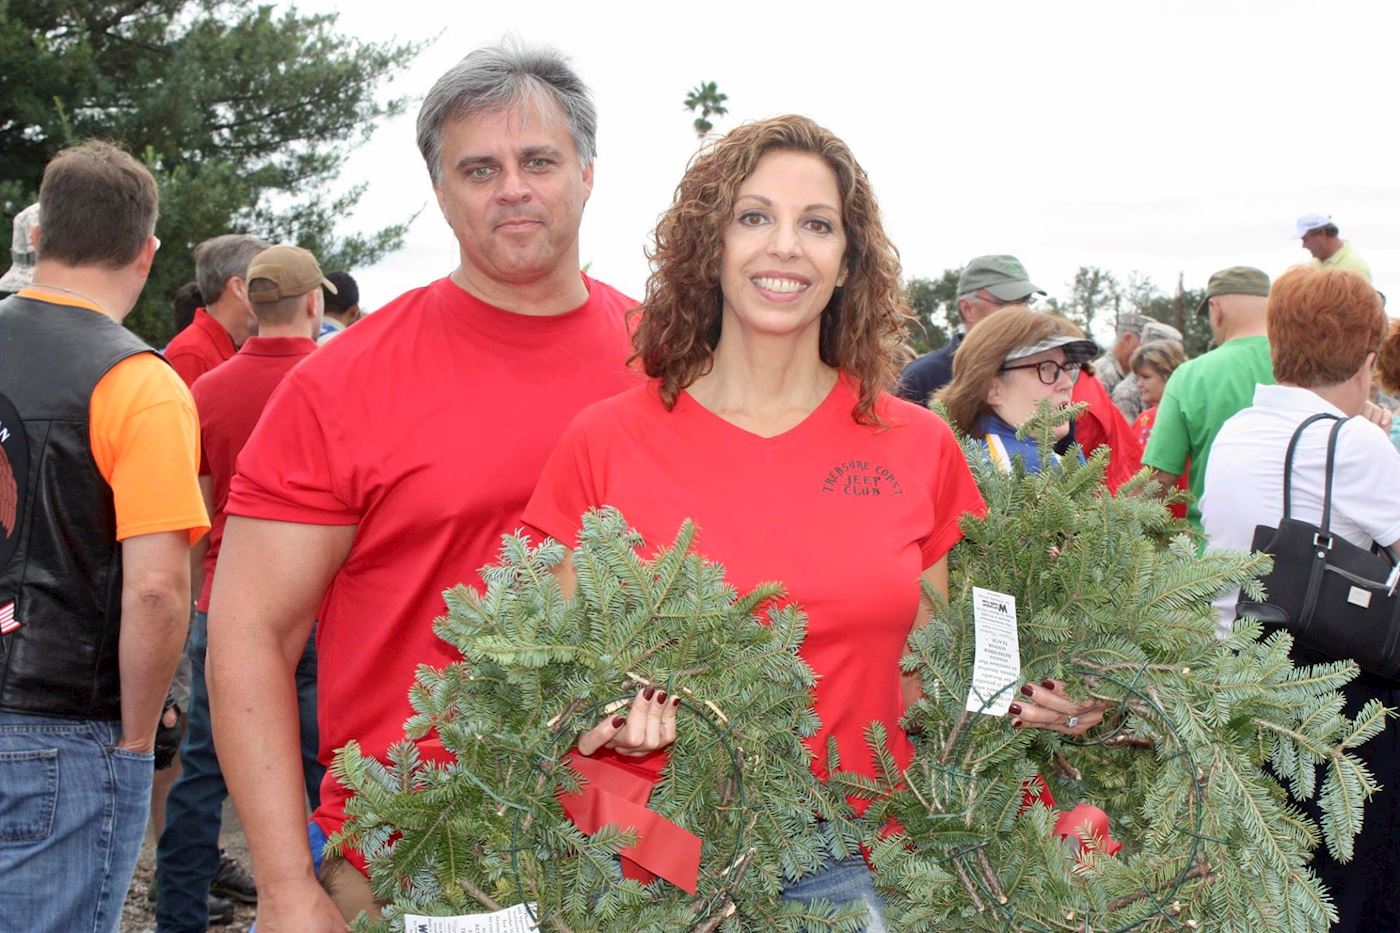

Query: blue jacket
<box><xmin>975</xmin><ymin>413</ymin><xmax>1082</xmax><ymax>474</ymax></box>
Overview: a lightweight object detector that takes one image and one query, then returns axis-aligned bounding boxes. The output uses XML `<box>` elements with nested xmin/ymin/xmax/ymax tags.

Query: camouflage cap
<box><xmin>1196</xmin><ymin>266</ymin><xmax>1270</xmax><ymax>317</ymax></box>
<box><xmin>1141</xmin><ymin>320</ymin><xmax>1183</xmax><ymax>343</ymax></box>
<box><xmin>0</xmin><ymin>204</ymin><xmax>40</xmax><ymax>293</ymax></box>
<box><xmin>957</xmin><ymin>254</ymin><xmax>1045</xmax><ymax>302</ymax></box>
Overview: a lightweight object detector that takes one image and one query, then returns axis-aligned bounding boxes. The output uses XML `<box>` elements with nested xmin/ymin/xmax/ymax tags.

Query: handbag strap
<box><xmin>1281</xmin><ymin>412</ymin><xmax>1342</xmax><ymax>521</ymax></box>
<box><xmin>1317</xmin><ymin>417</ymin><xmax>1348</xmax><ymax>543</ymax></box>
<box><xmin>1297</xmin><ymin>416</ymin><xmax>1352</xmax><ymax>631</ymax></box>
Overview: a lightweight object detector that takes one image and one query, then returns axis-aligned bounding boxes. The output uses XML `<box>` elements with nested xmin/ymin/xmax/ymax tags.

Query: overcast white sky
<box><xmin>296</xmin><ymin>0</ymin><xmax>1400</xmax><ymax>336</ymax></box>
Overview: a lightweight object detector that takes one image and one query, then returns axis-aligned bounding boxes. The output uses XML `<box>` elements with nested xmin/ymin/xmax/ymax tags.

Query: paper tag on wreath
<box><xmin>965</xmin><ymin>587</ymin><xmax>1021</xmax><ymax>716</ymax></box>
<box><xmin>403</xmin><ymin>904</ymin><xmax>539</xmax><ymax>932</ymax></box>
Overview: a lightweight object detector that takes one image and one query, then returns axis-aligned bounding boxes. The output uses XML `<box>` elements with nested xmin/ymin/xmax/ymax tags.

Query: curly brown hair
<box><xmin>633</xmin><ymin>114</ymin><xmax>909</xmax><ymax>423</ymax></box>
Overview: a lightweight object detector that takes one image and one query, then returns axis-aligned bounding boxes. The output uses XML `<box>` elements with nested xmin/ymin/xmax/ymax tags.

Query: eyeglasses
<box><xmin>998</xmin><ymin>360</ymin><xmax>1082</xmax><ymax>385</ymax></box>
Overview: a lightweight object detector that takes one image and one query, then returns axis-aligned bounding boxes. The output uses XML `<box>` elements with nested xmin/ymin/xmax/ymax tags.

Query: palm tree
<box><xmin>683</xmin><ymin>81</ymin><xmax>728</xmax><ymax>138</ymax></box>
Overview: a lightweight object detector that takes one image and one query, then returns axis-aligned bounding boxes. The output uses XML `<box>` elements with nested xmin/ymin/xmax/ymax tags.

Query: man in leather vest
<box><xmin>0</xmin><ymin>141</ymin><xmax>209</xmax><ymax>932</ymax></box>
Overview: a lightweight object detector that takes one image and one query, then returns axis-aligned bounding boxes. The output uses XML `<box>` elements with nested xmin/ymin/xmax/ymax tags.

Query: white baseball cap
<box><xmin>1292</xmin><ymin>213</ymin><xmax>1333</xmax><ymax>239</ymax></box>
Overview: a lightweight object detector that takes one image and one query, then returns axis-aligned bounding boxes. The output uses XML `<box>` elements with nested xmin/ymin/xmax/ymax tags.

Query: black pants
<box><xmin>1305</xmin><ymin>675</ymin><xmax>1400</xmax><ymax>932</ymax></box>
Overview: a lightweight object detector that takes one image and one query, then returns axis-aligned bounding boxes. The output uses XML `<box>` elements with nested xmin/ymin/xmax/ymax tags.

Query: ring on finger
<box><xmin>1064</xmin><ymin>715</ymin><xmax>1080</xmax><ymax>729</ymax></box>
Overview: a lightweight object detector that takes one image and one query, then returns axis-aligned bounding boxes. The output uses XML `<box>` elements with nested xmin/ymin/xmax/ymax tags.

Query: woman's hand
<box><xmin>1008</xmin><ymin>680</ymin><xmax>1110</xmax><ymax>737</ymax></box>
<box><xmin>577</xmin><ymin>687</ymin><xmax>680</xmax><ymax>757</ymax></box>
<box><xmin>1361</xmin><ymin>400</ymin><xmax>1395</xmax><ymax>433</ymax></box>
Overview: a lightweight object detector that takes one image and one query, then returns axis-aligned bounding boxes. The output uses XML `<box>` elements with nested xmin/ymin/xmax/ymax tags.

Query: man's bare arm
<box><xmin>119</xmin><ymin>530</ymin><xmax>193</xmax><ymax>751</ymax></box>
<box><xmin>189</xmin><ymin>475</ymin><xmax>215</xmax><ymax>602</ymax></box>
<box><xmin>1148</xmin><ymin>469</ymin><xmax>1179</xmax><ymax>492</ymax></box>
<box><xmin>208</xmin><ymin>516</ymin><xmax>354</xmax><ymax>931</ymax></box>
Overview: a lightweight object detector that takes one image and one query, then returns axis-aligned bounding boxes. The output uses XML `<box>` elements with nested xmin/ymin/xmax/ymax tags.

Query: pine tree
<box><xmin>331</xmin><ymin>510</ymin><xmax>867</xmax><ymax>932</ymax></box>
<box><xmin>853</xmin><ymin>409</ymin><xmax>1389</xmax><ymax>932</ymax></box>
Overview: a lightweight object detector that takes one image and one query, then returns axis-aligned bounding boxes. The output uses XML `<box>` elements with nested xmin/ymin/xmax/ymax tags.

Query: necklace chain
<box><xmin>28</xmin><ymin>281</ymin><xmax>108</xmax><ymax>314</ymax></box>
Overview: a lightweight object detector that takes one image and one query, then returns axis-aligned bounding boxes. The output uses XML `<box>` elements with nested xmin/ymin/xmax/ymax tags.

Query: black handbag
<box><xmin>1236</xmin><ymin>412</ymin><xmax>1400</xmax><ymax>680</ymax></box>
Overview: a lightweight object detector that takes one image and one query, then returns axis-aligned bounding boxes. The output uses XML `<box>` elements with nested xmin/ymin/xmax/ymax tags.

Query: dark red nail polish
<box><xmin>1012</xmin><ymin>720</ymin><xmax>1024</xmax><ymax>728</ymax></box>
<box><xmin>1021</xmin><ymin>684</ymin><xmax>1035</xmax><ymax>697</ymax></box>
<box><xmin>643</xmin><ymin>687</ymin><xmax>655</xmax><ymax>700</ymax></box>
<box><xmin>612</xmin><ymin>716</ymin><xmax>626</xmax><ymax>728</ymax></box>
<box><xmin>671</xmin><ymin>695</ymin><xmax>681</xmax><ymax>706</ymax></box>
<box><xmin>656</xmin><ymin>692</ymin><xmax>668</xmax><ymax>704</ymax></box>
<box><xmin>1041</xmin><ymin>680</ymin><xmax>1056</xmax><ymax>690</ymax></box>
<box><xmin>1008</xmin><ymin>703</ymin><xmax>1022</xmax><ymax>715</ymax></box>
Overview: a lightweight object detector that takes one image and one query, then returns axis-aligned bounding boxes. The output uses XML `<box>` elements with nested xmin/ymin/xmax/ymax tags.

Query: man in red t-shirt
<box><xmin>154</xmin><ymin>232</ymin><xmax>268</xmax><ymax>902</ymax></box>
<box><xmin>155</xmin><ymin>245</ymin><xmax>332</xmax><ymax>931</ymax></box>
<box><xmin>207</xmin><ymin>44</ymin><xmax>637</xmax><ymax>929</ymax></box>
<box><xmin>164</xmin><ymin>234</ymin><xmax>267</xmax><ymax>387</ymax></box>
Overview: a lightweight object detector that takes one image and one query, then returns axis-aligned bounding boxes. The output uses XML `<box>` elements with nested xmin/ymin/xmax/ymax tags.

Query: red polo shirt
<box><xmin>166</xmin><ymin>307</ymin><xmax>236</xmax><ymax>387</ymax></box>
<box><xmin>190</xmin><ymin>335</ymin><xmax>317</xmax><ymax>611</ymax></box>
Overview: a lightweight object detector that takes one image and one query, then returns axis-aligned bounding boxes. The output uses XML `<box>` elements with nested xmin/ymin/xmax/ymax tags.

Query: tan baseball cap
<box><xmin>246</xmin><ymin>245</ymin><xmax>336</xmax><ymax>303</ymax></box>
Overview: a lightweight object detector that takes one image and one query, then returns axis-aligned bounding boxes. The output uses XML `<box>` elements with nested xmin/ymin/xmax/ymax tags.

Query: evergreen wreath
<box><xmin>329</xmin><ymin>509</ymin><xmax>868</xmax><ymax>932</ymax></box>
<box><xmin>854</xmin><ymin>409</ymin><xmax>1390</xmax><ymax>932</ymax></box>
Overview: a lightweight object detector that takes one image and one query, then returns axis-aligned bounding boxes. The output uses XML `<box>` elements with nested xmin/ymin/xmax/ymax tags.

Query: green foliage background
<box><xmin>0</xmin><ymin>0</ymin><xmax>422</xmax><ymax>344</ymax></box>
<box><xmin>903</xmin><ymin>266</ymin><xmax>1212</xmax><ymax>358</ymax></box>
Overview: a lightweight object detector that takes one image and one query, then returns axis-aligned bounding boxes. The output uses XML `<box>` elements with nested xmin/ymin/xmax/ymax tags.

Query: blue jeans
<box><xmin>782</xmin><ymin>854</ymin><xmax>888</xmax><ymax>932</ymax></box>
<box><xmin>0</xmin><ymin>713</ymin><xmax>154</xmax><ymax>933</ymax></box>
<box><xmin>155</xmin><ymin>613</ymin><xmax>323</xmax><ymax>932</ymax></box>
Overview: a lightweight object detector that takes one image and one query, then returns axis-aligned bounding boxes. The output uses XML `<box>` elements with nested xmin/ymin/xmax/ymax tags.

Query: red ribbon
<box><xmin>1053</xmin><ymin>803</ymin><xmax>1122</xmax><ymax>857</ymax></box>
<box><xmin>558</xmin><ymin>750</ymin><xmax>702</xmax><ymax>894</ymax></box>
<box><xmin>1017</xmin><ymin>774</ymin><xmax>1121</xmax><ymax>860</ymax></box>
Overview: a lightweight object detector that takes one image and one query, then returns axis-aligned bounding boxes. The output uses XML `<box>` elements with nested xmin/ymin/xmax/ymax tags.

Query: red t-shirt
<box><xmin>165</xmin><ymin>307</ymin><xmax>237</xmax><ymax>388</ymax></box>
<box><xmin>522</xmin><ymin>376</ymin><xmax>987</xmax><ymax>805</ymax></box>
<box><xmin>226</xmin><ymin>276</ymin><xmax>637</xmax><ymax>865</ymax></box>
<box><xmin>190</xmin><ymin>335</ymin><xmax>318</xmax><ymax>612</ymax></box>
<box><xmin>1132</xmin><ymin>407</ymin><xmax>1188</xmax><ymax>519</ymax></box>
<box><xmin>1072</xmin><ymin>372</ymin><xmax>1143</xmax><ymax>492</ymax></box>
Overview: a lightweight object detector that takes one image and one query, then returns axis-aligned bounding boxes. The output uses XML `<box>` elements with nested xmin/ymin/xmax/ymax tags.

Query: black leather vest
<box><xmin>0</xmin><ymin>294</ymin><xmax>155</xmax><ymax>719</ymax></box>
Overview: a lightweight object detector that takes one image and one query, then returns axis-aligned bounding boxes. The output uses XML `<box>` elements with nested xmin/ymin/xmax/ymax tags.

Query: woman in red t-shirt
<box><xmin>526</xmin><ymin>115</ymin><xmax>1086</xmax><ymax>927</ymax></box>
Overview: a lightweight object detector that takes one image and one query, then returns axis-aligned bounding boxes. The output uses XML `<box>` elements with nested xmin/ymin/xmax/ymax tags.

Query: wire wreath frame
<box><xmin>917</xmin><ymin>663</ymin><xmax>1208</xmax><ymax>933</ymax></box>
<box><xmin>506</xmin><ymin>690</ymin><xmax>752</xmax><ymax>932</ymax></box>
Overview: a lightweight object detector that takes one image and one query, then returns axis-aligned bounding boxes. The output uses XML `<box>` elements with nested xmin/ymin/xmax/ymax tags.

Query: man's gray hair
<box><xmin>416</xmin><ymin>41</ymin><xmax>597</xmax><ymax>187</ymax></box>
<box><xmin>1115</xmin><ymin>313</ymin><xmax>1150</xmax><ymax>339</ymax></box>
<box><xmin>194</xmin><ymin>234</ymin><xmax>269</xmax><ymax>304</ymax></box>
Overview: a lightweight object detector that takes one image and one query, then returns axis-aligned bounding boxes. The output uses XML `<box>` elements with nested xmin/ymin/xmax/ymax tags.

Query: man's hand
<box><xmin>255</xmin><ymin>878</ymin><xmax>348</xmax><ymax>932</ymax></box>
<box><xmin>153</xmin><ymin>698</ymin><xmax>187</xmax><ymax>768</ymax></box>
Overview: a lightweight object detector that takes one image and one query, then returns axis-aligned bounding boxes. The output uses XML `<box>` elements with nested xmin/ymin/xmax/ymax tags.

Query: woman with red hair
<box><xmin>1201</xmin><ymin>266</ymin><xmax>1400</xmax><ymax>931</ymax></box>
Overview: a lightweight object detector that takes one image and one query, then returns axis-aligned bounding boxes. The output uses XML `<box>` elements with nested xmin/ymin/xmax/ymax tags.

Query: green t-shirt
<box><xmin>1141</xmin><ymin>334</ymin><xmax>1275</xmax><ymax>535</ymax></box>
<box><xmin>1311</xmin><ymin>241</ymin><xmax>1372</xmax><ymax>282</ymax></box>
